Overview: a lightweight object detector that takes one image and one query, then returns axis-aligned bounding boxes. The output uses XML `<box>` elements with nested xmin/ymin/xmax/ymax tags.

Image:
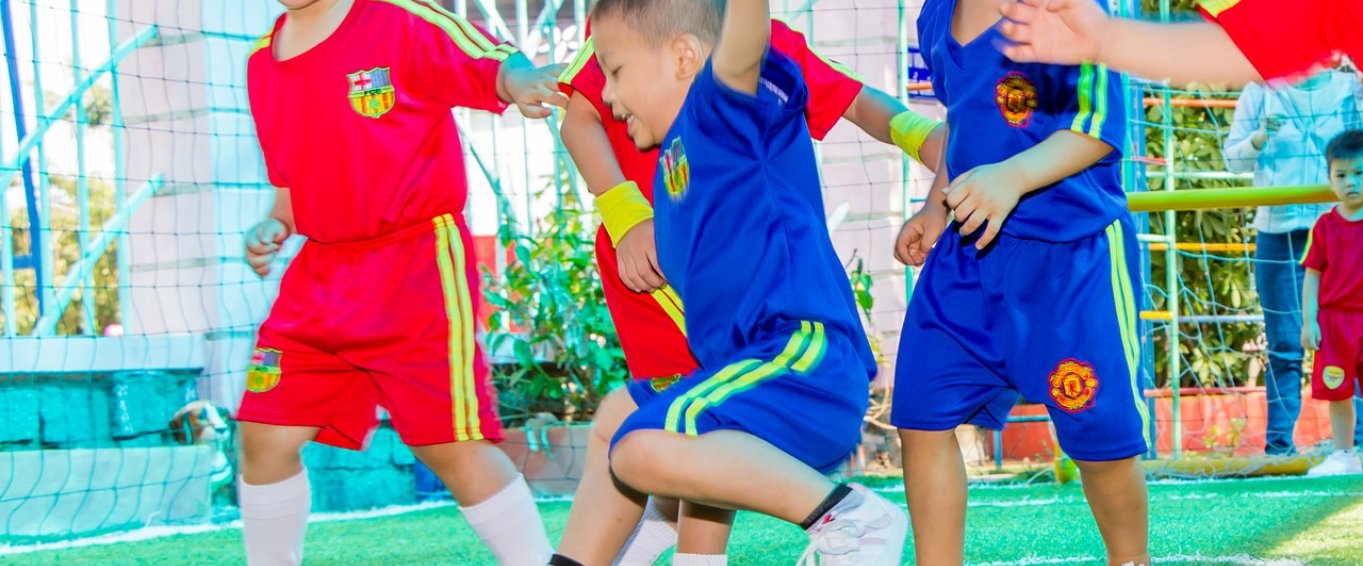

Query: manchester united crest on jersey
<box><xmin>995</xmin><ymin>72</ymin><xmax>1039</xmax><ymax>127</ymax></box>
<box><xmin>347</xmin><ymin>67</ymin><xmax>396</xmax><ymax>118</ymax></box>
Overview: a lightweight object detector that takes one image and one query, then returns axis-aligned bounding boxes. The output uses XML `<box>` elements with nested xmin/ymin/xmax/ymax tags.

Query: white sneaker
<box><xmin>797</xmin><ymin>484</ymin><xmax>907</xmax><ymax>566</ymax></box>
<box><xmin>1307</xmin><ymin>449</ymin><xmax>1363</xmax><ymax>477</ymax></box>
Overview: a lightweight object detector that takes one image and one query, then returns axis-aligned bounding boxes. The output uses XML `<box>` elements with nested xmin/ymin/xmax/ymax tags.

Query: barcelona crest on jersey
<box><xmin>347</xmin><ymin>67</ymin><xmax>396</xmax><ymax>119</ymax></box>
<box><xmin>661</xmin><ymin>138</ymin><xmax>690</xmax><ymax>202</ymax></box>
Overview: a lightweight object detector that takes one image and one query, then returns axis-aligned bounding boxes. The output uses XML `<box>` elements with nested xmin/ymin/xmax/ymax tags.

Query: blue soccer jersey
<box><xmin>609</xmin><ymin>52</ymin><xmax>876</xmax><ymax>474</ymax></box>
<box><xmin>650</xmin><ymin>52</ymin><xmax>875</xmax><ymax>376</ymax></box>
<box><xmin>919</xmin><ymin>0</ymin><xmax>1127</xmax><ymax>242</ymax></box>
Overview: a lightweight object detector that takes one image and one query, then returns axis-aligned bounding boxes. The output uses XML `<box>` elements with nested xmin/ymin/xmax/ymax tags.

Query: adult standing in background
<box><xmin>1224</xmin><ymin>68</ymin><xmax>1363</xmax><ymax>456</ymax></box>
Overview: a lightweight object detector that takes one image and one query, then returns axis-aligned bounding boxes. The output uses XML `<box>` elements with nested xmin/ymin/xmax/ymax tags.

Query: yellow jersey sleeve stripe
<box><xmin>379</xmin><ymin>0</ymin><xmax>510</xmax><ymax>61</ymax></box>
<box><xmin>248</xmin><ymin>32</ymin><xmax>272</xmax><ymax>58</ymax></box>
<box><xmin>1070</xmin><ymin>62</ymin><xmax>1096</xmax><ymax>134</ymax></box>
<box><xmin>1087</xmin><ymin>65</ymin><xmax>1110</xmax><ymax>140</ymax></box>
<box><xmin>560</xmin><ymin>37</ymin><xmax>596</xmax><ymax>85</ymax></box>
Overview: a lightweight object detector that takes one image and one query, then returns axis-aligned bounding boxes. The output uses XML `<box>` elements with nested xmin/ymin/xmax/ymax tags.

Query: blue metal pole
<box><xmin>0</xmin><ymin>0</ymin><xmax>45</xmax><ymax>316</ymax></box>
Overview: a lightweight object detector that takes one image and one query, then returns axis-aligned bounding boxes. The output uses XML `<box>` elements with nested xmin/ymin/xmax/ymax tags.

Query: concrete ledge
<box><xmin>0</xmin><ymin>335</ymin><xmax>205</xmax><ymax>376</ymax></box>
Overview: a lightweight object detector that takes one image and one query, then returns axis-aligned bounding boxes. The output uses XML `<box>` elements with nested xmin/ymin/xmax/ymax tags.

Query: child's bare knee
<box><xmin>608</xmin><ymin>431</ymin><xmax>668</xmax><ymax>492</ymax></box>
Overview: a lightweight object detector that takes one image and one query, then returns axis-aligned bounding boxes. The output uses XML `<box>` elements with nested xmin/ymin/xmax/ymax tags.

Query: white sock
<box><xmin>672</xmin><ymin>553</ymin><xmax>728</xmax><ymax>566</ymax></box>
<box><xmin>240</xmin><ymin>468</ymin><xmax>311</xmax><ymax>566</ymax></box>
<box><xmin>616</xmin><ymin>498</ymin><xmax>679</xmax><ymax>566</ymax></box>
<box><xmin>460</xmin><ymin>474</ymin><xmax>552</xmax><ymax>565</ymax></box>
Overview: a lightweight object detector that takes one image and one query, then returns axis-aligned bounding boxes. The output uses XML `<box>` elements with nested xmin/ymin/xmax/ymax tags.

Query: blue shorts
<box><xmin>612</xmin><ymin>321</ymin><xmax>870</xmax><ymax>474</ymax></box>
<box><xmin>891</xmin><ymin>217</ymin><xmax>1150</xmax><ymax>462</ymax></box>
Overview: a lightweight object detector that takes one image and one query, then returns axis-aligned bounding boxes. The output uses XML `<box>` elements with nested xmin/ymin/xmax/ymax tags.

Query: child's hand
<box><xmin>894</xmin><ymin>203</ymin><xmax>950</xmax><ymax>267</ymax></box>
<box><xmin>246</xmin><ymin>218</ymin><xmax>290</xmax><ymax>277</ymax></box>
<box><xmin>504</xmin><ymin>63</ymin><xmax>568</xmax><ymax>119</ymax></box>
<box><xmin>1251</xmin><ymin>116</ymin><xmax>1285</xmax><ymax>149</ymax></box>
<box><xmin>943</xmin><ymin>163</ymin><xmax>1022</xmax><ymax>250</ymax></box>
<box><xmin>998</xmin><ymin>0</ymin><xmax>1111</xmax><ymax>66</ymax></box>
<box><xmin>1302</xmin><ymin>320</ymin><xmax>1322</xmax><ymax>351</ymax></box>
<box><xmin>615</xmin><ymin>219</ymin><xmax>668</xmax><ymax>293</ymax></box>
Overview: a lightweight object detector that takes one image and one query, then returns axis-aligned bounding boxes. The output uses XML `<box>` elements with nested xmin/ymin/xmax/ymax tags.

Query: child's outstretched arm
<box><xmin>498</xmin><ymin>53</ymin><xmax>568</xmax><ymax>118</ymax></box>
<box><xmin>712</xmin><ymin>0</ymin><xmax>771</xmax><ymax>94</ymax></box>
<box><xmin>997</xmin><ymin>0</ymin><xmax>1262</xmax><ymax>86</ymax></box>
<box><xmin>842</xmin><ymin>87</ymin><xmax>945</xmax><ymax>171</ymax></box>
<box><xmin>946</xmin><ymin>130</ymin><xmax>1112</xmax><ymax>249</ymax></box>
<box><xmin>560</xmin><ymin>92</ymin><xmax>667</xmax><ymax>292</ymax></box>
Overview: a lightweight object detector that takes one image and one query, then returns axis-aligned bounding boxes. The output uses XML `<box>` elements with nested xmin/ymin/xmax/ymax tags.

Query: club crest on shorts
<box><xmin>661</xmin><ymin>139</ymin><xmax>690</xmax><ymax>202</ymax></box>
<box><xmin>1048</xmin><ymin>358</ymin><xmax>1098</xmax><ymax>412</ymax></box>
<box><xmin>247</xmin><ymin>348</ymin><xmax>283</xmax><ymax>393</ymax></box>
<box><xmin>346</xmin><ymin>67</ymin><xmax>395</xmax><ymax>118</ymax></box>
<box><xmin>1324</xmin><ymin>366</ymin><xmax>1347</xmax><ymax>390</ymax></box>
<box><xmin>995</xmin><ymin>72</ymin><xmax>1039</xmax><ymax>128</ymax></box>
<box><xmin>650</xmin><ymin>374</ymin><xmax>683</xmax><ymax>392</ymax></box>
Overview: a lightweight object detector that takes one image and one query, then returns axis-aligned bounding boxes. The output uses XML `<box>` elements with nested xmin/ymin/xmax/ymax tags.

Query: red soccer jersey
<box><xmin>558</xmin><ymin>19</ymin><xmax>865</xmax><ymax>203</ymax></box>
<box><xmin>1302</xmin><ymin>207</ymin><xmax>1363</xmax><ymax>310</ymax></box>
<box><xmin>247</xmin><ymin>0</ymin><xmax>514</xmax><ymax>243</ymax></box>
<box><xmin>1199</xmin><ymin>0</ymin><xmax>1363</xmax><ymax>81</ymax></box>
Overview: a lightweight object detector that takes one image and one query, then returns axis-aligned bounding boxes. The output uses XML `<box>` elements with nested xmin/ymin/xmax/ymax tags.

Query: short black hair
<box><xmin>1326</xmin><ymin>130</ymin><xmax>1363</xmax><ymax>166</ymax></box>
<box><xmin>590</xmin><ymin>0</ymin><xmax>726</xmax><ymax>45</ymax></box>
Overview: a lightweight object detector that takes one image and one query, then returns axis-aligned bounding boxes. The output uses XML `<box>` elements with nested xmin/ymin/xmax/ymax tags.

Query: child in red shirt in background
<box><xmin>997</xmin><ymin>0</ymin><xmax>1363</xmax><ymax>86</ymax></box>
<box><xmin>238</xmin><ymin>0</ymin><xmax>563</xmax><ymax>564</ymax></box>
<box><xmin>1301</xmin><ymin>130</ymin><xmax>1363</xmax><ymax>477</ymax></box>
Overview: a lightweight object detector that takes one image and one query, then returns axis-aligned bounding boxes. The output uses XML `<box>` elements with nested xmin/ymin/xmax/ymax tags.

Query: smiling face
<box><xmin>1329</xmin><ymin>156</ymin><xmax>1363</xmax><ymax>210</ymax></box>
<box><xmin>592</xmin><ymin>13</ymin><xmax>706</xmax><ymax>150</ymax></box>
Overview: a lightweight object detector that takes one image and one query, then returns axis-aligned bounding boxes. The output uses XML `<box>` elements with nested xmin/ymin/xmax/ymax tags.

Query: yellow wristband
<box><xmin>890</xmin><ymin>111</ymin><xmax>940</xmax><ymax>164</ymax></box>
<box><xmin>596</xmin><ymin>181</ymin><xmax>654</xmax><ymax>246</ymax></box>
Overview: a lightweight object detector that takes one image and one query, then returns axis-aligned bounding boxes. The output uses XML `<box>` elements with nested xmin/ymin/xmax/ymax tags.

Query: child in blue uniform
<box><xmin>892</xmin><ymin>0</ymin><xmax>1151</xmax><ymax>565</ymax></box>
<box><xmin>549</xmin><ymin>0</ymin><xmax>908</xmax><ymax>563</ymax></box>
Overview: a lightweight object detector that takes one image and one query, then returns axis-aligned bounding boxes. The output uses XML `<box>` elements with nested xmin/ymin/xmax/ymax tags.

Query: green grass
<box><xmin>5</xmin><ymin>476</ymin><xmax>1363</xmax><ymax>565</ymax></box>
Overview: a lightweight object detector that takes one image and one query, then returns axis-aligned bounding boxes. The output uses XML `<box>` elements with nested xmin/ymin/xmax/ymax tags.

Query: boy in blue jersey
<box><xmin>559</xmin><ymin>0</ymin><xmax>908</xmax><ymax>563</ymax></box>
<box><xmin>892</xmin><ymin>1</ymin><xmax>1150</xmax><ymax>565</ymax></box>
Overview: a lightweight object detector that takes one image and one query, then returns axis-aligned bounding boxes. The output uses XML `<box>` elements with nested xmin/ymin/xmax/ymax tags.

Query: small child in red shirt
<box><xmin>1301</xmin><ymin>130</ymin><xmax>1363</xmax><ymax>477</ymax></box>
<box><xmin>238</xmin><ymin>0</ymin><xmax>563</xmax><ymax>564</ymax></box>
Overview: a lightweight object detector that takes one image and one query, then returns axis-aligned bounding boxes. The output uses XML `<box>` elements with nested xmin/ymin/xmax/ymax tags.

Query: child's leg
<box><xmin>1330</xmin><ymin>399</ymin><xmax>1358</xmax><ymax>451</ymax></box>
<box><xmin>556</xmin><ymin>389</ymin><xmax>651</xmax><ymax>565</ymax></box>
<box><xmin>238</xmin><ymin>422</ymin><xmax>319</xmax><ymax>566</ymax></box>
<box><xmin>898</xmin><ymin>429</ymin><xmax>967</xmax><ymax>566</ymax></box>
<box><xmin>410</xmin><ymin>441</ymin><xmax>552</xmax><ymax>565</ymax></box>
<box><xmin>675</xmin><ymin>501</ymin><xmax>735</xmax><ymax>555</ymax></box>
<box><xmin>611</xmin><ymin>430</ymin><xmax>842</xmax><ymax>522</ymax></box>
<box><xmin>1073</xmin><ymin>457</ymin><xmax>1150</xmax><ymax>566</ymax></box>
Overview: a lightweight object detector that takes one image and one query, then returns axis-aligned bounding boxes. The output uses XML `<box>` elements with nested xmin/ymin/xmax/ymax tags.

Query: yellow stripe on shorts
<box><xmin>435</xmin><ymin>214</ymin><xmax>482</xmax><ymax>441</ymax></box>
<box><xmin>1106</xmin><ymin>220</ymin><xmax>1150</xmax><ymax>450</ymax></box>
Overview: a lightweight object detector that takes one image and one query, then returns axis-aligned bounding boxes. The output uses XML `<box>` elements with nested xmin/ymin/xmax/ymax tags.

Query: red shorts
<box><xmin>1312</xmin><ymin>309</ymin><xmax>1363</xmax><ymax>401</ymax></box>
<box><xmin>237</xmin><ymin>213</ymin><xmax>503</xmax><ymax>449</ymax></box>
<box><xmin>594</xmin><ymin>226</ymin><xmax>699</xmax><ymax>380</ymax></box>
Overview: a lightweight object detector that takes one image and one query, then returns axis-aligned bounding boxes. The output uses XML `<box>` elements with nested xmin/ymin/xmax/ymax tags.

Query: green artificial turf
<box><xmin>5</xmin><ymin>476</ymin><xmax>1362</xmax><ymax>565</ymax></box>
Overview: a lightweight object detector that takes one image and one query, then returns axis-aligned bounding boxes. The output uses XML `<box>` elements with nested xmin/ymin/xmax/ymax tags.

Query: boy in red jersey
<box><xmin>237</xmin><ymin>0</ymin><xmax>563</xmax><ymax>564</ymax></box>
<box><xmin>550</xmin><ymin>16</ymin><xmax>944</xmax><ymax>566</ymax></box>
<box><xmin>1301</xmin><ymin>130</ymin><xmax>1363</xmax><ymax>477</ymax></box>
<box><xmin>997</xmin><ymin>0</ymin><xmax>1363</xmax><ymax>86</ymax></box>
